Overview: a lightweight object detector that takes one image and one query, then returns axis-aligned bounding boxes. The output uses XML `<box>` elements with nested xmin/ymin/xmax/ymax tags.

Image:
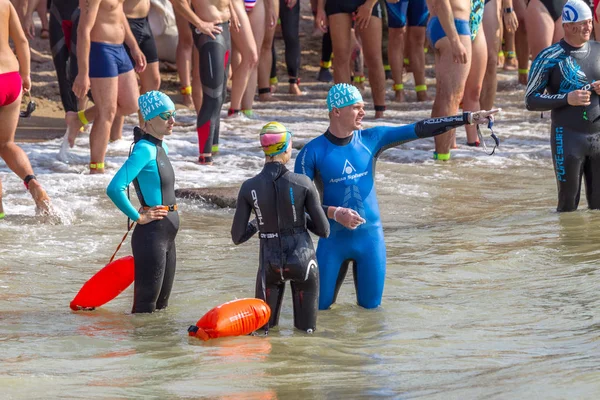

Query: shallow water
<box><xmin>3</xmin><ymin>78</ymin><xmax>600</xmax><ymax>399</ymax></box>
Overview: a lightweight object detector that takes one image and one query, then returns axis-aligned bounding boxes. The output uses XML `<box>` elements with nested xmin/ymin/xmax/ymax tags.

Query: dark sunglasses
<box><xmin>158</xmin><ymin>110</ymin><xmax>176</xmax><ymax>120</ymax></box>
<box><xmin>20</xmin><ymin>91</ymin><xmax>37</xmax><ymax>118</ymax></box>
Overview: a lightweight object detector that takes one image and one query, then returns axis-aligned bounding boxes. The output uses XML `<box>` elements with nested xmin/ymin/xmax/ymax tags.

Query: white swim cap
<box><xmin>562</xmin><ymin>0</ymin><xmax>592</xmax><ymax>23</ymax></box>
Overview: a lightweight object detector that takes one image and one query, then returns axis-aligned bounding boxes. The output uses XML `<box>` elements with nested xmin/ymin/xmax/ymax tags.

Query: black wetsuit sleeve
<box><xmin>231</xmin><ymin>186</ymin><xmax>258</xmax><ymax>245</ymax></box>
<box><xmin>525</xmin><ymin>48</ymin><xmax>569</xmax><ymax>111</ymax></box>
<box><xmin>304</xmin><ymin>181</ymin><xmax>330</xmax><ymax>238</ymax></box>
<box><xmin>414</xmin><ymin>113</ymin><xmax>470</xmax><ymax>138</ymax></box>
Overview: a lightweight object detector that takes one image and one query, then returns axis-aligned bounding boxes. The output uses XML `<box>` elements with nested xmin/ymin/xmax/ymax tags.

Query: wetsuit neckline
<box><xmin>324</xmin><ymin>129</ymin><xmax>353</xmax><ymax>146</ymax></box>
<box><xmin>262</xmin><ymin>162</ymin><xmax>288</xmax><ymax>180</ymax></box>
<box><xmin>560</xmin><ymin>39</ymin><xmax>590</xmax><ymax>55</ymax></box>
<box><xmin>134</xmin><ymin>127</ymin><xmax>163</xmax><ymax>146</ymax></box>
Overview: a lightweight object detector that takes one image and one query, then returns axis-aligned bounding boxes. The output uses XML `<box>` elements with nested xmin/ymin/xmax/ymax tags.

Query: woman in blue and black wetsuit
<box><xmin>106</xmin><ymin>91</ymin><xmax>179</xmax><ymax>313</ymax></box>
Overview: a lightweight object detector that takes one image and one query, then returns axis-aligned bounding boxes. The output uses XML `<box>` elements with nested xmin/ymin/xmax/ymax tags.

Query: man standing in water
<box><xmin>295</xmin><ymin>83</ymin><xmax>498</xmax><ymax>310</ymax></box>
<box><xmin>69</xmin><ymin>0</ymin><xmax>146</xmax><ymax>174</ymax></box>
<box><xmin>526</xmin><ymin>0</ymin><xmax>600</xmax><ymax>212</ymax></box>
<box><xmin>169</xmin><ymin>0</ymin><xmax>231</xmax><ymax>165</ymax></box>
<box><xmin>425</xmin><ymin>0</ymin><xmax>472</xmax><ymax>160</ymax></box>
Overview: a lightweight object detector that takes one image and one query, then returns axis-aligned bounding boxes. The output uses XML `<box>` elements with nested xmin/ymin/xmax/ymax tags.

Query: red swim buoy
<box><xmin>70</xmin><ymin>255</ymin><xmax>135</xmax><ymax>311</ymax></box>
<box><xmin>188</xmin><ymin>298</ymin><xmax>271</xmax><ymax>341</ymax></box>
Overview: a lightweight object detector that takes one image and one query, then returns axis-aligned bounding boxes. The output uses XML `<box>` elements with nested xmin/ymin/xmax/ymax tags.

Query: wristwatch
<box><xmin>504</xmin><ymin>7</ymin><xmax>514</xmax><ymax>13</ymax></box>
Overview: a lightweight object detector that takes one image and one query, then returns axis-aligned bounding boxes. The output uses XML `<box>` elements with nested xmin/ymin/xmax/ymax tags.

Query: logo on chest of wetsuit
<box><xmin>329</xmin><ymin>159</ymin><xmax>368</xmax><ymax>183</ymax></box>
<box><xmin>251</xmin><ymin>190</ymin><xmax>265</xmax><ymax>225</ymax></box>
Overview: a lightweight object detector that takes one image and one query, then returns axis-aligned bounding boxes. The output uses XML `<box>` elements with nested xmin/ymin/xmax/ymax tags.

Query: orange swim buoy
<box><xmin>188</xmin><ymin>298</ymin><xmax>271</xmax><ymax>341</ymax></box>
<box><xmin>70</xmin><ymin>255</ymin><xmax>135</xmax><ymax>311</ymax></box>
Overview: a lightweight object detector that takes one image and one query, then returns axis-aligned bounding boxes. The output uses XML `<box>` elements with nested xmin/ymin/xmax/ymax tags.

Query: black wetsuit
<box><xmin>49</xmin><ymin>0</ymin><xmax>79</xmax><ymax>112</ymax></box>
<box><xmin>193</xmin><ymin>22</ymin><xmax>231</xmax><ymax>160</ymax></box>
<box><xmin>278</xmin><ymin>0</ymin><xmax>301</xmax><ymax>82</ymax></box>
<box><xmin>231</xmin><ymin>162</ymin><xmax>330</xmax><ymax>332</ymax></box>
<box><xmin>526</xmin><ymin>40</ymin><xmax>600</xmax><ymax>211</ymax></box>
<box><xmin>107</xmin><ymin>129</ymin><xmax>179</xmax><ymax>313</ymax></box>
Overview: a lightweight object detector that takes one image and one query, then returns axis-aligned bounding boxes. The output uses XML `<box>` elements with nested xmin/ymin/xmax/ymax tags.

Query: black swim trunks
<box><xmin>125</xmin><ymin>16</ymin><xmax>159</xmax><ymax>64</ymax></box>
<box><xmin>325</xmin><ymin>0</ymin><xmax>383</xmax><ymax>18</ymax></box>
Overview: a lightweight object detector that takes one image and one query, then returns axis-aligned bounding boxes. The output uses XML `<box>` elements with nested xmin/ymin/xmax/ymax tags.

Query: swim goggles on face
<box><xmin>158</xmin><ymin>110</ymin><xmax>176</xmax><ymax>120</ymax></box>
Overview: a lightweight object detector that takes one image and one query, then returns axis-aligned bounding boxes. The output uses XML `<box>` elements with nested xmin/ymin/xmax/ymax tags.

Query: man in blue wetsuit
<box><xmin>295</xmin><ymin>83</ymin><xmax>498</xmax><ymax>310</ymax></box>
<box><xmin>107</xmin><ymin>91</ymin><xmax>179</xmax><ymax>313</ymax></box>
<box><xmin>525</xmin><ymin>0</ymin><xmax>600</xmax><ymax>212</ymax></box>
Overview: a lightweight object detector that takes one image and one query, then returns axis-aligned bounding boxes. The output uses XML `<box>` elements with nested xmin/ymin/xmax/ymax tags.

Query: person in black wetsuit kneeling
<box><xmin>107</xmin><ymin>91</ymin><xmax>179</xmax><ymax>313</ymax></box>
<box><xmin>525</xmin><ymin>0</ymin><xmax>600</xmax><ymax>212</ymax></box>
<box><xmin>231</xmin><ymin>122</ymin><xmax>330</xmax><ymax>334</ymax></box>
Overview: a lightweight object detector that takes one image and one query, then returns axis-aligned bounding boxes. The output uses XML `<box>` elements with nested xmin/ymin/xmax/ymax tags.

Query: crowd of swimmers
<box><xmin>2</xmin><ymin>0</ymin><xmax>600</xmax><ymax>331</ymax></box>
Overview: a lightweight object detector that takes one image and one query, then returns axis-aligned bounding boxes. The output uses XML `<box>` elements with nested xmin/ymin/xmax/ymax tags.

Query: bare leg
<box><xmin>357</xmin><ymin>16</ymin><xmax>386</xmax><ymax>118</ymax></box>
<box><xmin>388</xmin><ymin>26</ymin><xmax>406</xmax><ymax>102</ymax></box>
<box><xmin>65</xmin><ymin>106</ymin><xmax>98</xmax><ymax>147</ymax></box>
<box><xmin>36</xmin><ymin>0</ymin><xmax>49</xmax><ymax>37</ymax></box>
<box><xmin>463</xmin><ymin>29</ymin><xmax>488</xmax><ymax>144</ymax></box>
<box><xmin>0</xmin><ymin>179</ymin><xmax>3</xmax><ymax>218</ymax></box>
<box><xmin>514</xmin><ymin>0</ymin><xmax>529</xmax><ymax>84</ymax></box>
<box><xmin>525</xmin><ymin>0</ymin><xmax>554</xmax><ymax>59</ymax></box>
<box><xmin>191</xmin><ymin>47</ymin><xmax>202</xmax><ymax>114</ymax></box>
<box><xmin>175</xmin><ymin>9</ymin><xmax>195</xmax><ymax>108</ymax></box>
<box><xmin>230</xmin><ymin>1</ymin><xmax>258</xmax><ymax>112</ymax></box>
<box><xmin>242</xmin><ymin>0</ymin><xmax>267</xmax><ymax>111</ymax></box>
<box><xmin>431</xmin><ymin>35</ymin><xmax>472</xmax><ymax>155</ymax></box>
<box><xmin>408</xmin><ymin>26</ymin><xmax>428</xmax><ymax>101</ymax></box>
<box><xmin>0</xmin><ymin>93</ymin><xmax>50</xmax><ymax>213</ymax></box>
<box><xmin>480</xmin><ymin>0</ymin><xmax>501</xmax><ymax>111</ymax></box>
<box><xmin>329</xmin><ymin>13</ymin><xmax>353</xmax><ymax>84</ymax></box>
<box><xmin>89</xmin><ymin>70</ymin><xmax>139</xmax><ymax>173</ymax></box>
<box><xmin>258</xmin><ymin>0</ymin><xmax>279</xmax><ymax>102</ymax></box>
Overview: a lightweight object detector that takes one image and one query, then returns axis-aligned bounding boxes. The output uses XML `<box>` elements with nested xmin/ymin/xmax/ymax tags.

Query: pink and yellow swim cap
<box><xmin>260</xmin><ymin>122</ymin><xmax>292</xmax><ymax>156</ymax></box>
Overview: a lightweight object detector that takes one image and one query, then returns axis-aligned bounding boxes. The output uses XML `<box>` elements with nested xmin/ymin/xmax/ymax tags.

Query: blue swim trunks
<box><xmin>89</xmin><ymin>42</ymin><xmax>134</xmax><ymax>78</ymax></box>
<box><xmin>386</xmin><ymin>0</ymin><xmax>429</xmax><ymax>28</ymax></box>
<box><xmin>426</xmin><ymin>16</ymin><xmax>470</xmax><ymax>48</ymax></box>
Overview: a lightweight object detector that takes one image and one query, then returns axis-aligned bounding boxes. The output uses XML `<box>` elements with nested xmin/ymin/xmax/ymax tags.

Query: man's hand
<box><xmin>354</xmin><ymin>3</ymin><xmax>374</xmax><ymax>30</ymax></box>
<box><xmin>502</xmin><ymin>11</ymin><xmax>518</xmax><ymax>33</ymax></box>
<box><xmin>590</xmin><ymin>81</ymin><xmax>600</xmax><ymax>96</ymax></box>
<box><xmin>137</xmin><ymin>206</ymin><xmax>168</xmax><ymax>225</ymax></box>
<box><xmin>72</xmin><ymin>73</ymin><xmax>90</xmax><ymax>99</ymax></box>
<box><xmin>469</xmin><ymin>108</ymin><xmax>501</xmax><ymax>124</ymax></box>
<box><xmin>315</xmin><ymin>7</ymin><xmax>328</xmax><ymax>32</ymax></box>
<box><xmin>130</xmin><ymin>46</ymin><xmax>147</xmax><ymax>73</ymax></box>
<box><xmin>567</xmin><ymin>90</ymin><xmax>591</xmax><ymax>106</ymax></box>
<box><xmin>23</xmin><ymin>15</ymin><xmax>35</xmax><ymax>39</ymax></box>
<box><xmin>334</xmin><ymin>207</ymin><xmax>366</xmax><ymax>230</ymax></box>
<box><xmin>22</xmin><ymin>74</ymin><xmax>31</xmax><ymax>93</ymax></box>
<box><xmin>450</xmin><ymin>39</ymin><xmax>468</xmax><ymax>64</ymax></box>
<box><xmin>195</xmin><ymin>21</ymin><xmax>223</xmax><ymax>40</ymax></box>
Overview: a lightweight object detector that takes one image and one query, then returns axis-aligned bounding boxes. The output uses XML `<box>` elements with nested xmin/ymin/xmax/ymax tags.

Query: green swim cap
<box><xmin>138</xmin><ymin>91</ymin><xmax>175</xmax><ymax>121</ymax></box>
<box><xmin>326</xmin><ymin>83</ymin><xmax>363</xmax><ymax>111</ymax></box>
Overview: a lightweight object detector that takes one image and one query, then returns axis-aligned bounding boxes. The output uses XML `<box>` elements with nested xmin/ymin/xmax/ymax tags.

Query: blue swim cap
<box><xmin>138</xmin><ymin>91</ymin><xmax>176</xmax><ymax>121</ymax></box>
<box><xmin>326</xmin><ymin>83</ymin><xmax>363</xmax><ymax>111</ymax></box>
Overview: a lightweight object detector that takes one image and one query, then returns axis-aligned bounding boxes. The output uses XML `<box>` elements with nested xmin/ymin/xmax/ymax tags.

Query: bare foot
<box><xmin>288</xmin><ymin>84</ymin><xmax>303</xmax><ymax>95</ymax></box>
<box><xmin>65</xmin><ymin>111</ymin><xmax>83</xmax><ymax>148</ymax></box>
<box><xmin>270</xmin><ymin>83</ymin><xmax>278</xmax><ymax>94</ymax></box>
<box><xmin>353</xmin><ymin>81</ymin><xmax>365</xmax><ymax>91</ymax></box>
<box><xmin>89</xmin><ymin>168</ymin><xmax>104</xmax><ymax>174</ymax></box>
<box><xmin>375</xmin><ymin>111</ymin><xmax>385</xmax><ymax>119</ymax></box>
<box><xmin>394</xmin><ymin>90</ymin><xmax>405</xmax><ymax>102</ymax></box>
<box><xmin>258</xmin><ymin>93</ymin><xmax>276</xmax><ymax>102</ymax></box>
<box><xmin>182</xmin><ymin>94</ymin><xmax>194</xmax><ymax>109</ymax></box>
<box><xmin>416</xmin><ymin>91</ymin><xmax>429</xmax><ymax>102</ymax></box>
<box><xmin>28</xmin><ymin>180</ymin><xmax>52</xmax><ymax>215</ymax></box>
<box><xmin>497</xmin><ymin>53</ymin><xmax>505</xmax><ymax>67</ymax></box>
<box><xmin>504</xmin><ymin>57</ymin><xmax>517</xmax><ymax>71</ymax></box>
<box><xmin>518</xmin><ymin>73</ymin><xmax>528</xmax><ymax>85</ymax></box>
